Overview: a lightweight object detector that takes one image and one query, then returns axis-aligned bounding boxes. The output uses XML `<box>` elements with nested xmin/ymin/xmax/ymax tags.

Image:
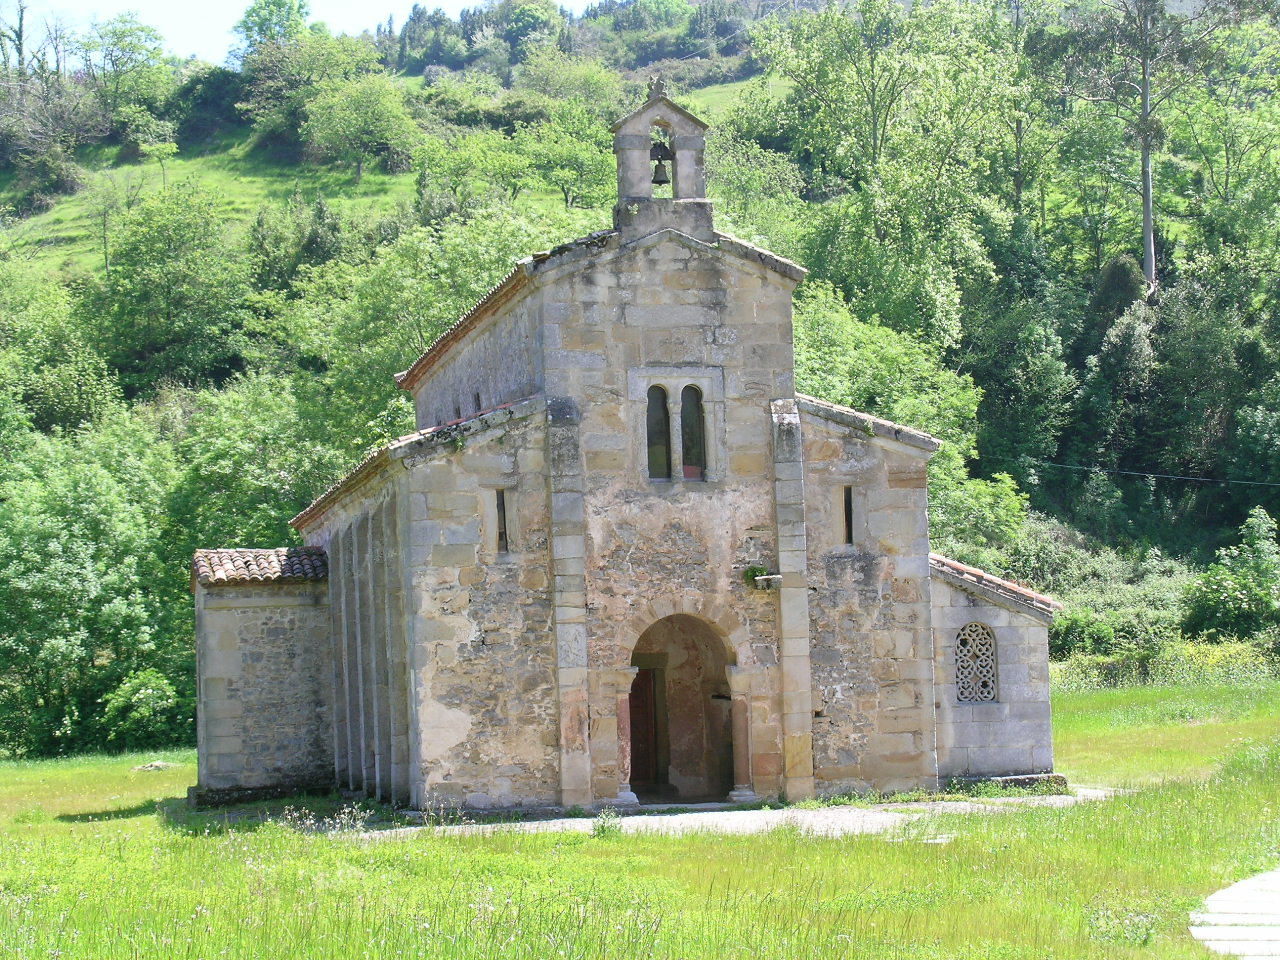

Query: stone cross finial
<box><xmin>647</xmin><ymin>75</ymin><xmax>668</xmax><ymax>101</ymax></box>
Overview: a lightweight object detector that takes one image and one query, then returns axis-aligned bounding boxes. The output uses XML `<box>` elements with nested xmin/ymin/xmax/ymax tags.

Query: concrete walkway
<box><xmin>364</xmin><ymin>788</ymin><xmax>1117</xmax><ymax>842</ymax></box>
<box><xmin>1191</xmin><ymin>868</ymin><xmax>1280</xmax><ymax>958</ymax></box>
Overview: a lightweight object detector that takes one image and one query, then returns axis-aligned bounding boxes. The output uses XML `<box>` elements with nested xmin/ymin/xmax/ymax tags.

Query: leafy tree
<box><xmin>239</xmin><ymin>32</ymin><xmax>380</xmax><ymax>145</ymax></box>
<box><xmin>0</xmin><ymin>260</ymin><xmax>122</xmax><ymax>431</ymax></box>
<box><xmin>515</xmin><ymin>47</ymin><xmax>622</xmax><ymax>110</ymax></box>
<box><xmin>517</xmin><ymin>103</ymin><xmax>615</xmax><ymax>207</ymax></box>
<box><xmin>88</xmin><ymin>183</ymin><xmax>251</xmax><ymax>396</ymax></box>
<box><xmin>1062</xmin><ymin>0</ymin><xmax>1268</xmax><ymax>294</ymax></box>
<box><xmin>793</xmin><ymin>281</ymin><xmax>1027</xmax><ymax>549</ymax></box>
<box><xmin>285</xmin><ymin>205</ymin><xmax>606</xmax><ymax>442</ymax></box>
<box><xmin>234</xmin><ymin>0</ymin><xmax>310</xmax><ymax>59</ymax></box>
<box><xmin>301</xmin><ymin>74</ymin><xmax>420</xmax><ymax>183</ymax></box>
<box><xmin>166</xmin><ymin>374</ymin><xmax>348</xmax><ymax>555</ymax></box>
<box><xmin>1182</xmin><ymin>506</ymin><xmax>1280</xmax><ymax>639</ymax></box>
<box><xmin>0</xmin><ymin>410</ymin><xmax>179</xmax><ymax>756</ymax></box>
<box><xmin>77</xmin><ymin>14</ymin><xmax>173</xmax><ymax>123</ymax></box>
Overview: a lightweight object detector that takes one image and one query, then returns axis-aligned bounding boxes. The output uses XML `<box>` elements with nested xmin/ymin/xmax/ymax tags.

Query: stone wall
<box><xmin>401</xmin><ymin>405</ymin><xmax>561</xmax><ymax>809</ymax></box>
<box><xmin>800</xmin><ymin>409</ymin><xmax>939</xmax><ymax>795</ymax></box>
<box><xmin>931</xmin><ymin>579</ymin><xmax>1054</xmax><ymax>778</ymax></box>
<box><xmin>531</xmin><ymin>229</ymin><xmax>809</xmax><ymax>804</ymax></box>
<box><xmin>313</xmin><ymin>473</ymin><xmax>414</xmax><ymax>807</ymax></box>
<box><xmin>193</xmin><ymin>582</ymin><xmax>332</xmax><ymax>798</ymax></box>
<box><xmin>409</xmin><ymin>295</ymin><xmax>543</xmax><ymax>429</ymax></box>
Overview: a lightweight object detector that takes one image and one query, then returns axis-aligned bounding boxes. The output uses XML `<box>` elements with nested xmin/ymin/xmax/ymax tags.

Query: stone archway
<box><xmin>616</xmin><ymin>613</ymin><xmax>757</xmax><ymax>805</ymax></box>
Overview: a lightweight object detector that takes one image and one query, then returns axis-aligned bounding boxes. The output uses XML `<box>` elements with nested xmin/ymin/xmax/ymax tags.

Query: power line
<box><xmin>677</xmin><ymin>0</ymin><xmax>795</xmax><ymax>62</ymax></box>
<box><xmin>983</xmin><ymin>455</ymin><xmax>1280</xmax><ymax>489</ymax></box>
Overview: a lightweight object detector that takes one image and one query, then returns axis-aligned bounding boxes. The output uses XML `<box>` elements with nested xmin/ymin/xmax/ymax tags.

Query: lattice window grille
<box><xmin>956</xmin><ymin>623</ymin><xmax>998</xmax><ymax>703</ymax></box>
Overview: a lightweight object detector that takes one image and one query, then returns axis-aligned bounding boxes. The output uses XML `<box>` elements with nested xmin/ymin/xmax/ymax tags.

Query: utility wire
<box><xmin>983</xmin><ymin>455</ymin><xmax>1280</xmax><ymax>489</ymax></box>
<box><xmin>676</xmin><ymin>0</ymin><xmax>795</xmax><ymax>62</ymax></box>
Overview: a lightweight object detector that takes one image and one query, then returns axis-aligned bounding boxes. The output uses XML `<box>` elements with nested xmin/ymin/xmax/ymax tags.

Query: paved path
<box><xmin>364</xmin><ymin>788</ymin><xmax>1117</xmax><ymax>842</ymax></box>
<box><xmin>1191</xmin><ymin>868</ymin><xmax>1280</xmax><ymax>958</ymax></box>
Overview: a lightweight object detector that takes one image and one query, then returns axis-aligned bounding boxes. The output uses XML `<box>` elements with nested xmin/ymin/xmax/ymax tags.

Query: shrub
<box><xmin>101</xmin><ymin>669</ymin><xmax>192</xmax><ymax>751</ymax></box>
<box><xmin>1051</xmin><ymin>641</ymin><xmax>1276</xmax><ymax>691</ymax></box>
<box><xmin>1181</xmin><ymin>506</ymin><xmax>1280</xmax><ymax>641</ymax></box>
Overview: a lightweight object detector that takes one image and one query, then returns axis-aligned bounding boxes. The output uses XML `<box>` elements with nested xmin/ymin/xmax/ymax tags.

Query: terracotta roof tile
<box><xmin>930</xmin><ymin>553</ymin><xmax>1062</xmax><ymax>617</ymax></box>
<box><xmin>193</xmin><ymin>547</ymin><xmax>328</xmax><ymax>586</ymax></box>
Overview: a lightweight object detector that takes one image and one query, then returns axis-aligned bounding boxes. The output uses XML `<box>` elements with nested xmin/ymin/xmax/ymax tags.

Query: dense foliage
<box><xmin>3</xmin><ymin>0</ymin><xmax>1280</xmax><ymax>751</ymax></box>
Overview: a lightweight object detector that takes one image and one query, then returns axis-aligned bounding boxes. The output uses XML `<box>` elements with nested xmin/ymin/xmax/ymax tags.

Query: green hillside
<box><xmin>3</xmin><ymin>0</ymin><xmax>1280</xmax><ymax>756</ymax></box>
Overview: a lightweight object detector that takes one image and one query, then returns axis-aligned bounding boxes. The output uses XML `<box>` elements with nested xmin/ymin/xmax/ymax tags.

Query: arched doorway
<box><xmin>628</xmin><ymin>614</ymin><xmax>734</xmax><ymax>801</ymax></box>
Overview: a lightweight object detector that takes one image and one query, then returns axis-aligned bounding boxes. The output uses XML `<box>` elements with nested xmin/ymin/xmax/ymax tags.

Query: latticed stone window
<box><xmin>955</xmin><ymin>622</ymin><xmax>998</xmax><ymax>703</ymax></box>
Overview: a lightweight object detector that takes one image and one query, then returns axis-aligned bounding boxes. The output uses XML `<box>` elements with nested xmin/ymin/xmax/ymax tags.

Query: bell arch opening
<box><xmin>627</xmin><ymin>614</ymin><xmax>735</xmax><ymax>801</ymax></box>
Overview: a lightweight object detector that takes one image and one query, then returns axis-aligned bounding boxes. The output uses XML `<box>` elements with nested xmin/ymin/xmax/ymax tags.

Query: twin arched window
<box><xmin>647</xmin><ymin>384</ymin><xmax>705</xmax><ymax>480</ymax></box>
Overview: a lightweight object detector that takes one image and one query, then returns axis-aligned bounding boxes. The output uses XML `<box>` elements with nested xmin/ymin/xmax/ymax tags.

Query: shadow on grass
<box><xmin>56</xmin><ymin>799</ymin><xmax>162</xmax><ymax>823</ymax></box>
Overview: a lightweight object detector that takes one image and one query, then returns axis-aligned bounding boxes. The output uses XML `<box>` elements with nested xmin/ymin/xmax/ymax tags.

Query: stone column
<box><xmin>769</xmin><ymin>399</ymin><xmax>816</xmax><ymax>802</ymax></box>
<box><xmin>726</xmin><ymin>666</ymin><xmax>757</xmax><ymax>803</ymax></box>
<box><xmin>615</xmin><ymin>667</ymin><xmax>640</xmax><ymax>807</ymax></box>
<box><xmin>547</xmin><ymin>397</ymin><xmax>593</xmax><ymax>808</ymax></box>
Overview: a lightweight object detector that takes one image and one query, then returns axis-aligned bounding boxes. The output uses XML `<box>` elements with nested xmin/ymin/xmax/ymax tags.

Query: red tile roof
<box><xmin>193</xmin><ymin>547</ymin><xmax>328</xmax><ymax>586</ymax></box>
<box><xmin>929</xmin><ymin>553</ymin><xmax>1062</xmax><ymax>617</ymax></box>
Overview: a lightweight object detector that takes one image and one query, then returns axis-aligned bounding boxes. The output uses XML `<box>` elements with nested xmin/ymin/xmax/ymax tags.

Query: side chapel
<box><xmin>191</xmin><ymin>88</ymin><xmax>1061</xmax><ymax>810</ymax></box>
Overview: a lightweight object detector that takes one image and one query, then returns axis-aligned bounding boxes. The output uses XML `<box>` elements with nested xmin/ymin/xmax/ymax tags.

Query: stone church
<box><xmin>191</xmin><ymin>90</ymin><xmax>1060</xmax><ymax>810</ymax></box>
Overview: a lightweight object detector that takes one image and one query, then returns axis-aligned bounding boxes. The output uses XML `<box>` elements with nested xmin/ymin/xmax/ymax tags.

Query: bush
<box><xmin>1052</xmin><ymin>641</ymin><xmax>1276</xmax><ymax>691</ymax></box>
<box><xmin>13</xmin><ymin>149</ymin><xmax>85</xmax><ymax>214</ymax></box>
<box><xmin>1181</xmin><ymin>507</ymin><xmax>1280</xmax><ymax>641</ymax></box>
<box><xmin>101</xmin><ymin>668</ymin><xmax>192</xmax><ymax>751</ymax></box>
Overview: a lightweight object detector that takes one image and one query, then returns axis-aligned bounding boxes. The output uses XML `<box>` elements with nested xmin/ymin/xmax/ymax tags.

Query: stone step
<box><xmin>1191</xmin><ymin>927</ymin><xmax>1280</xmax><ymax>941</ymax></box>
<box><xmin>1193</xmin><ymin>914</ymin><xmax>1280</xmax><ymax>926</ymax></box>
<box><xmin>1192</xmin><ymin>943</ymin><xmax>1280</xmax><ymax>958</ymax></box>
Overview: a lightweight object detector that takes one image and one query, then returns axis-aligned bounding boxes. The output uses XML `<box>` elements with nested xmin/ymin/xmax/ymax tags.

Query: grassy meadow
<box><xmin>1</xmin><ymin>683</ymin><xmax>1278</xmax><ymax>959</ymax></box>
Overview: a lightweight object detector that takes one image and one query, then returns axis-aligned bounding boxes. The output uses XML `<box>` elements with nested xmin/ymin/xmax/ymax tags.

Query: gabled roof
<box><xmin>609</xmin><ymin>94</ymin><xmax>709</xmax><ymax>134</ymax></box>
<box><xmin>796</xmin><ymin>394</ymin><xmax>940</xmax><ymax>455</ymax></box>
<box><xmin>395</xmin><ymin>228</ymin><xmax>804</xmax><ymax>396</ymax></box>
<box><xmin>193</xmin><ymin>547</ymin><xmax>328</xmax><ymax>587</ymax></box>
<box><xmin>930</xmin><ymin>553</ymin><xmax>1062</xmax><ymax>622</ymax></box>
<box><xmin>290</xmin><ymin>397</ymin><xmax>541</xmax><ymax>532</ymax></box>
<box><xmin>394</xmin><ymin>230</ymin><xmax>614</xmax><ymax>394</ymax></box>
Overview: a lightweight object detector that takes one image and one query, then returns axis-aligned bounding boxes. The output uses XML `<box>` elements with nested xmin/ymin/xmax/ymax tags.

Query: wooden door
<box><xmin>629</xmin><ymin>669</ymin><xmax>659</xmax><ymax>785</ymax></box>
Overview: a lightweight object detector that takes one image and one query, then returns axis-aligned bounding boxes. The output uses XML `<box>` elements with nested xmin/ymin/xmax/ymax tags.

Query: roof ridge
<box><xmin>929</xmin><ymin>553</ymin><xmax>1062</xmax><ymax>616</ymax></box>
<box><xmin>290</xmin><ymin>396</ymin><xmax>542</xmax><ymax>532</ymax></box>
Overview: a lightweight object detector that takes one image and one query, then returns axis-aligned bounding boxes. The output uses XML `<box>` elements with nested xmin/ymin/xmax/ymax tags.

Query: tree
<box><xmin>1182</xmin><ymin>506</ymin><xmax>1280</xmax><ymax>639</ymax></box>
<box><xmin>239</xmin><ymin>32</ymin><xmax>381</xmax><ymax>145</ymax></box>
<box><xmin>88</xmin><ymin>183</ymin><xmax>251</xmax><ymax>396</ymax></box>
<box><xmin>233</xmin><ymin>0</ymin><xmax>310</xmax><ymax>60</ymax></box>
<box><xmin>77</xmin><ymin>14</ymin><xmax>172</xmax><ymax>123</ymax></box>
<box><xmin>0</xmin><ymin>410</ymin><xmax>180</xmax><ymax>756</ymax></box>
<box><xmin>1062</xmin><ymin>0</ymin><xmax>1268</xmax><ymax>295</ymax></box>
<box><xmin>301</xmin><ymin>74</ymin><xmax>420</xmax><ymax>184</ymax></box>
<box><xmin>517</xmin><ymin>103</ymin><xmax>613</xmax><ymax>207</ymax></box>
<box><xmin>793</xmin><ymin>281</ymin><xmax>1028</xmax><ymax>550</ymax></box>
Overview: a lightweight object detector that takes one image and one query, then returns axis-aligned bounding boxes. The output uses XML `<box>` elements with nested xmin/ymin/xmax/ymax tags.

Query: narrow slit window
<box><xmin>647</xmin><ymin>385</ymin><xmax>672</xmax><ymax>480</ymax></box>
<box><xmin>680</xmin><ymin>385</ymin><xmax>705</xmax><ymax>480</ymax></box>
<box><xmin>843</xmin><ymin>486</ymin><xmax>854</xmax><ymax>544</ymax></box>
<box><xmin>453</xmin><ymin>403</ymin><xmax>462</xmax><ymax>421</ymax></box>
<box><xmin>496</xmin><ymin>489</ymin><xmax>509</xmax><ymax>553</ymax></box>
<box><xmin>474</xmin><ymin>392</ymin><xmax>482</xmax><ymax>413</ymax></box>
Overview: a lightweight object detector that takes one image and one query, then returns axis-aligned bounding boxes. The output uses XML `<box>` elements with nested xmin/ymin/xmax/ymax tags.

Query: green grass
<box><xmin>1</xmin><ymin>685</ymin><xmax>1278</xmax><ymax>958</ymax></box>
<box><xmin>684</xmin><ymin>75</ymin><xmax>794</xmax><ymax>118</ymax></box>
<box><xmin>2</xmin><ymin>132</ymin><xmax>424</xmax><ymax>274</ymax></box>
<box><xmin>1052</xmin><ymin>683</ymin><xmax>1280</xmax><ymax>787</ymax></box>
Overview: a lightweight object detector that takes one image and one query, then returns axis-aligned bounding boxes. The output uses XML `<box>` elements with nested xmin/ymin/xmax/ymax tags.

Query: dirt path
<box><xmin>364</xmin><ymin>788</ymin><xmax>1117</xmax><ymax>841</ymax></box>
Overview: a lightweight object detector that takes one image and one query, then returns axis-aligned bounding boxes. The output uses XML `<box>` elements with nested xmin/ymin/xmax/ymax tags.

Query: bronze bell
<box><xmin>650</xmin><ymin>140</ymin><xmax>672</xmax><ymax>187</ymax></box>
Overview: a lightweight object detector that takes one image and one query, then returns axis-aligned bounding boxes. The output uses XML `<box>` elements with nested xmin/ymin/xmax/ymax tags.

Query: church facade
<box><xmin>191</xmin><ymin>92</ymin><xmax>1060</xmax><ymax>810</ymax></box>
